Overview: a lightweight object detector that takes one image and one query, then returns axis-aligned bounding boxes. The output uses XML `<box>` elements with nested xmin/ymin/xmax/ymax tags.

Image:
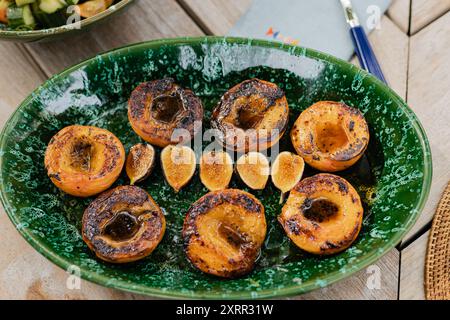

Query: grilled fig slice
<box><xmin>278</xmin><ymin>174</ymin><xmax>363</xmax><ymax>255</ymax></box>
<box><xmin>236</xmin><ymin>152</ymin><xmax>270</xmax><ymax>190</ymax></box>
<box><xmin>128</xmin><ymin>78</ymin><xmax>204</xmax><ymax>148</ymax></box>
<box><xmin>126</xmin><ymin>143</ymin><xmax>156</xmax><ymax>185</ymax></box>
<box><xmin>161</xmin><ymin>145</ymin><xmax>196</xmax><ymax>192</ymax></box>
<box><xmin>82</xmin><ymin>185</ymin><xmax>166</xmax><ymax>263</ymax></box>
<box><xmin>44</xmin><ymin>125</ymin><xmax>125</xmax><ymax>197</ymax></box>
<box><xmin>291</xmin><ymin>101</ymin><xmax>369</xmax><ymax>172</ymax></box>
<box><xmin>183</xmin><ymin>189</ymin><xmax>266</xmax><ymax>278</ymax></box>
<box><xmin>211</xmin><ymin>79</ymin><xmax>289</xmax><ymax>152</ymax></box>
<box><xmin>199</xmin><ymin>151</ymin><xmax>233</xmax><ymax>191</ymax></box>
<box><xmin>271</xmin><ymin>151</ymin><xmax>305</xmax><ymax>203</ymax></box>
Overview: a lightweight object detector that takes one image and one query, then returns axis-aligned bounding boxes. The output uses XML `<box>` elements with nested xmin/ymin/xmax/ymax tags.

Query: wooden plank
<box><xmin>178</xmin><ymin>0</ymin><xmax>252</xmax><ymax>35</ymax></box>
<box><xmin>410</xmin><ymin>0</ymin><xmax>450</xmax><ymax>35</ymax></box>
<box><xmin>399</xmin><ymin>231</ymin><xmax>429</xmax><ymax>300</ymax></box>
<box><xmin>0</xmin><ymin>43</ymin><xmax>46</xmax><ymax>128</ymax></box>
<box><xmin>387</xmin><ymin>0</ymin><xmax>411</xmax><ymax>34</ymax></box>
<box><xmin>25</xmin><ymin>0</ymin><xmax>204</xmax><ymax>76</ymax></box>
<box><xmin>351</xmin><ymin>16</ymin><xmax>409</xmax><ymax>100</ymax></box>
<box><xmin>404</xmin><ymin>11</ymin><xmax>450</xmax><ymax>241</ymax></box>
<box><xmin>295</xmin><ymin>249</ymin><xmax>400</xmax><ymax>300</ymax></box>
<box><xmin>0</xmin><ymin>213</ymin><xmax>146</xmax><ymax>299</ymax></box>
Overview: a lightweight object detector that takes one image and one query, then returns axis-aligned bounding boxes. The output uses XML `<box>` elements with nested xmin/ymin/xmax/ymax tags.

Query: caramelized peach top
<box><xmin>278</xmin><ymin>174</ymin><xmax>363</xmax><ymax>255</ymax></box>
<box><xmin>211</xmin><ymin>79</ymin><xmax>289</xmax><ymax>152</ymax></box>
<box><xmin>183</xmin><ymin>189</ymin><xmax>266</xmax><ymax>278</ymax></box>
<box><xmin>128</xmin><ymin>78</ymin><xmax>204</xmax><ymax>147</ymax></box>
<box><xmin>291</xmin><ymin>101</ymin><xmax>369</xmax><ymax>172</ymax></box>
<box><xmin>82</xmin><ymin>185</ymin><xmax>166</xmax><ymax>263</ymax></box>
<box><xmin>44</xmin><ymin>125</ymin><xmax>125</xmax><ymax>197</ymax></box>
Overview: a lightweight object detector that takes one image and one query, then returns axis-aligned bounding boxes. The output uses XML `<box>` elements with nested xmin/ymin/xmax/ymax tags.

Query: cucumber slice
<box><xmin>39</xmin><ymin>0</ymin><xmax>64</xmax><ymax>14</ymax></box>
<box><xmin>32</xmin><ymin>0</ymin><xmax>66</xmax><ymax>27</ymax></box>
<box><xmin>16</xmin><ymin>0</ymin><xmax>36</xmax><ymax>7</ymax></box>
<box><xmin>22</xmin><ymin>3</ymin><xmax>34</xmax><ymax>25</ymax></box>
<box><xmin>7</xmin><ymin>4</ymin><xmax>24</xmax><ymax>28</ymax></box>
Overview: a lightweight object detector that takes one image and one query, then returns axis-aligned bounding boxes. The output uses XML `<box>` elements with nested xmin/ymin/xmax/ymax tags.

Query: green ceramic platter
<box><xmin>0</xmin><ymin>37</ymin><xmax>432</xmax><ymax>299</ymax></box>
<box><xmin>0</xmin><ymin>0</ymin><xmax>134</xmax><ymax>42</ymax></box>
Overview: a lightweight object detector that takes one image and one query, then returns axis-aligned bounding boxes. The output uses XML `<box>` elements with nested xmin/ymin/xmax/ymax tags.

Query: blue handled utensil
<box><xmin>339</xmin><ymin>0</ymin><xmax>387</xmax><ymax>84</ymax></box>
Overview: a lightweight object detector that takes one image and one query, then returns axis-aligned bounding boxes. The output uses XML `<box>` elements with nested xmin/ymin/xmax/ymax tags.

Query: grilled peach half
<box><xmin>291</xmin><ymin>101</ymin><xmax>369</xmax><ymax>172</ymax></box>
<box><xmin>183</xmin><ymin>189</ymin><xmax>266</xmax><ymax>278</ymax></box>
<box><xmin>211</xmin><ymin>79</ymin><xmax>289</xmax><ymax>152</ymax></box>
<box><xmin>128</xmin><ymin>78</ymin><xmax>204</xmax><ymax>148</ymax></box>
<box><xmin>82</xmin><ymin>185</ymin><xmax>166</xmax><ymax>263</ymax></box>
<box><xmin>44</xmin><ymin>125</ymin><xmax>125</xmax><ymax>197</ymax></box>
<box><xmin>278</xmin><ymin>174</ymin><xmax>363</xmax><ymax>255</ymax></box>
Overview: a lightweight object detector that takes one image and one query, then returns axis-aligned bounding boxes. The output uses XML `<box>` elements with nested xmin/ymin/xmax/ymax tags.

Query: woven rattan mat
<box><xmin>425</xmin><ymin>181</ymin><xmax>450</xmax><ymax>300</ymax></box>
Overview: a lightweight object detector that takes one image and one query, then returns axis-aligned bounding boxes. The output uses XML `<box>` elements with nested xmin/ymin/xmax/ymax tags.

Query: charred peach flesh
<box><xmin>183</xmin><ymin>189</ymin><xmax>267</xmax><ymax>278</ymax></box>
<box><xmin>291</xmin><ymin>101</ymin><xmax>369</xmax><ymax>172</ymax></box>
<box><xmin>211</xmin><ymin>79</ymin><xmax>289</xmax><ymax>152</ymax></box>
<box><xmin>44</xmin><ymin>125</ymin><xmax>125</xmax><ymax>197</ymax></box>
<box><xmin>278</xmin><ymin>174</ymin><xmax>363</xmax><ymax>255</ymax></box>
<box><xmin>128</xmin><ymin>78</ymin><xmax>204</xmax><ymax>148</ymax></box>
<box><xmin>82</xmin><ymin>185</ymin><xmax>166</xmax><ymax>263</ymax></box>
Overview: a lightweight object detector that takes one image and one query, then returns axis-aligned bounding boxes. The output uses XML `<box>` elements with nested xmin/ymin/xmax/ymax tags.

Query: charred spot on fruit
<box><xmin>236</xmin><ymin>193</ymin><xmax>263</xmax><ymax>213</ymax></box>
<box><xmin>285</xmin><ymin>218</ymin><xmax>316</xmax><ymax>240</ymax></box>
<box><xmin>102</xmin><ymin>211</ymin><xmax>140</xmax><ymax>242</ymax></box>
<box><xmin>321</xmin><ymin>241</ymin><xmax>341</xmax><ymax>251</ymax></box>
<box><xmin>302</xmin><ymin>198</ymin><xmax>339</xmax><ymax>223</ymax></box>
<box><xmin>286</xmin><ymin>218</ymin><xmax>301</xmax><ymax>235</ymax></box>
<box><xmin>70</xmin><ymin>137</ymin><xmax>94</xmax><ymax>172</ymax></box>
<box><xmin>218</xmin><ymin>223</ymin><xmax>248</xmax><ymax>249</ymax></box>
<box><xmin>333</xmin><ymin>141</ymin><xmax>365</xmax><ymax>161</ymax></box>
<box><xmin>48</xmin><ymin>172</ymin><xmax>61</xmax><ymax>181</ymax></box>
<box><xmin>152</xmin><ymin>77</ymin><xmax>175</xmax><ymax>93</ymax></box>
<box><xmin>150</xmin><ymin>93</ymin><xmax>183</xmax><ymax>123</ymax></box>
<box><xmin>236</xmin><ymin>102</ymin><xmax>265</xmax><ymax>130</ymax></box>
<box><xmin>349</xmin><ymin>120</ymin><xmax>355</xmax><ymax>131</ymax></box>
<box><xmin>337</xmin><ymin>180</ymin><xmax>349</xmax><ymax>194</ymax></box>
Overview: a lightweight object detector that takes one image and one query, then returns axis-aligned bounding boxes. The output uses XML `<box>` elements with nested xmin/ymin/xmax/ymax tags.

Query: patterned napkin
<box><xmin>229</xmin><ymin>0</ymin><xmax>391</xmax><ymax>60</ymax></box>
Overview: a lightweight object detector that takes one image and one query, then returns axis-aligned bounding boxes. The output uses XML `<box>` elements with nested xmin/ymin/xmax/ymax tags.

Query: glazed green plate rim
<box><xmin>0</xmin><ymin>0</ymin><xmax>133</xmax><ymax>39</ymax></box>
<box><xmin>0</xmin><ymin>36</ymin><xmax>432</xmax><ymax>299</ymax></box>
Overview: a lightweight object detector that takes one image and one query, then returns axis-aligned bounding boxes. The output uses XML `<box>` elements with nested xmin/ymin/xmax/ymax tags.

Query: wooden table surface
<box><xmin>0</xmin><ymin>0</ymin><xmax>449</xmax><ymax>300</ymax></box>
